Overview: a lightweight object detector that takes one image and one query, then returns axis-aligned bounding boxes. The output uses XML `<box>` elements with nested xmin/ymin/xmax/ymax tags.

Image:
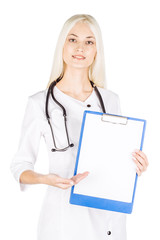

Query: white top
<box><xmin>10</xmin><ymin>86</ymin><xmax>127</xmax><ymax>240</ymax></box>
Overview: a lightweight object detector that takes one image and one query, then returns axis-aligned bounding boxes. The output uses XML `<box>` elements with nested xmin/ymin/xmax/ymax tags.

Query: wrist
<box><xmin>37</xmin><ymin>173</ymin><xmax>48</xmax><ymax>185</ymax></box>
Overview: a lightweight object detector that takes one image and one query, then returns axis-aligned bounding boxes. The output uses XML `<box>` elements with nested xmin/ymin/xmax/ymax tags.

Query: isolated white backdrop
<box><xmin>0</xmin><ymin>0</ymin><xmax>160</xmax><ymax>239</ymax></box>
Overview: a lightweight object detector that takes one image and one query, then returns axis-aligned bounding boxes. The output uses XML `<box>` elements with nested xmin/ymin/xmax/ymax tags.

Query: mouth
<box><xmin>72</xmin><ymin>55</ymin><xmax>86</xmax><ymax>60</ymax></box>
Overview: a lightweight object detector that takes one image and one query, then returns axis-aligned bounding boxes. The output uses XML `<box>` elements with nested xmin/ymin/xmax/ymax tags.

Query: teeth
<box><xmin>73</xmin><ymin>55</ymin><xmax>85</xmax><ymax>59</ymax></box>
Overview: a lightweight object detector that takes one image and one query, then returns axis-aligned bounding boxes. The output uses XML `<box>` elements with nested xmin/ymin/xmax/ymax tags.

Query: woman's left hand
<box><xmin>132</xmin><ymin>150</ymin><xmax>149</xmax><ymax>176</ymax></box>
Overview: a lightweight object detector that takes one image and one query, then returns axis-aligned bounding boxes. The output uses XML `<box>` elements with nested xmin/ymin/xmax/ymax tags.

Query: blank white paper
<box><xmin>74</xmin><ymin>113</ymin><xmax>144</xmax><ymax>203</ymax></box>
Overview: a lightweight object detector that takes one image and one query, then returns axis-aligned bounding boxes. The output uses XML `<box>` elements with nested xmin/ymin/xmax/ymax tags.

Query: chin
<box><xmin>69</xmin><ymin>61</ymin><xmax>92</xmax><ymax>69</ymax></box>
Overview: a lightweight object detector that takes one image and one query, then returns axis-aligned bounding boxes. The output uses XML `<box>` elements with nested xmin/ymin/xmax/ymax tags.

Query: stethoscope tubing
<box><xmin>45</xmin><ymin>77</ymin><xmax>106</xmax><ymax>152</ymax></box>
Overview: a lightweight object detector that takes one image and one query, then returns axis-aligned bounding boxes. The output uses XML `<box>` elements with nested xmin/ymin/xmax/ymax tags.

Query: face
<box><xmin>63</xmin><ymin>21</ymin><xmax>97</xmax><ymax>70</ymax></box>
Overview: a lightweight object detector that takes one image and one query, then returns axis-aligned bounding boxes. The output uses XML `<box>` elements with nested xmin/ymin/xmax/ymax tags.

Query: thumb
<box><xmin>58</xmin><ymin>176</ymin><xmax>74</xmax><ymax>185</ymax></box>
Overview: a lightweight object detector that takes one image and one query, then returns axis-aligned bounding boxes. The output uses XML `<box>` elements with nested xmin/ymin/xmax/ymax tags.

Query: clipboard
<box><xmin>69</xmin><ymin>111</ymin><xmax>146</xmax><ymax>214</ymax></box>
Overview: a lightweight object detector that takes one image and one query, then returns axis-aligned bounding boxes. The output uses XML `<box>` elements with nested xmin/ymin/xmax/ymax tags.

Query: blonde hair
<box><xmin>47</xmin><ymin>14</ymin><xmax>106</xmax><ymax>88</ymax></box>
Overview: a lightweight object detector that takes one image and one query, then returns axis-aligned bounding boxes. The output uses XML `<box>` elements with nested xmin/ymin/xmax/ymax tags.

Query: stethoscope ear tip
<box><xmin>70</xmin><ymin>143</ymin><xmax>74</xmax><ymax>147</ymax></box>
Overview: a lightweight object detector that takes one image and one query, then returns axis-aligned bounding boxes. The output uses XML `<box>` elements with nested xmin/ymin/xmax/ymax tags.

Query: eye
<box><xmin>68</xmin><ymin>38</ymin><xmax>77</xmax><ymax>43</ymax></box>
<box><xmin>86</xmin><ymin>41</ymin><xmax>94</xmax><ymax>45</ymax></box>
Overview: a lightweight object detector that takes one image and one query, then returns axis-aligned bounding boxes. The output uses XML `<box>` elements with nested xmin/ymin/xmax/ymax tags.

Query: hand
<box><xmin>132</xmin><ymin>149</ymin><xmax>149</xmax><ymax>176</ymax></box>
<box><xmin>46</xmin><ymin>171</ymin><xmax>89</xmax><ymax>190</ymax></box>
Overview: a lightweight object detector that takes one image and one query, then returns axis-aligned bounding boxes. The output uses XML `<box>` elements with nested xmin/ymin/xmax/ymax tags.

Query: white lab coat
<box><xmin>10</xmin><ymin>86</ymin><xmax>127</xmax><ymax>240</ymax></box>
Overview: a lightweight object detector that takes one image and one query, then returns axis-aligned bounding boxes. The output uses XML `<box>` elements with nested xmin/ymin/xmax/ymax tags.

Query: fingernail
<box><xmin>70</xmin><ymin>182</ymin><xmax>74</xmax><ymax>185</ymax></box>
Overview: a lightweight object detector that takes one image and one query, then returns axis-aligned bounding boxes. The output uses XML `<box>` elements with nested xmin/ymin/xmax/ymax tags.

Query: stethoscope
<box><xmin>45</xmin><ymin>76</ymin><xmax>106</xmax><ymax>152</ymax></box>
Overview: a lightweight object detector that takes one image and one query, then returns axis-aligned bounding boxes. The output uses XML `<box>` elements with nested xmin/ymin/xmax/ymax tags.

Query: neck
<box><xmin>57</xmin><ymin>66</ymin><xmax>93</xmax><ymax>94</ymax></box>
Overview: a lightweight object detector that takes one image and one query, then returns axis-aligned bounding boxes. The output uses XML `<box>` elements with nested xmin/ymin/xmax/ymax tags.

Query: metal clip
<box><xmin>101</xmin><ymin>114</ymin><xmax>128</xmax><ymax>125</ymax></box>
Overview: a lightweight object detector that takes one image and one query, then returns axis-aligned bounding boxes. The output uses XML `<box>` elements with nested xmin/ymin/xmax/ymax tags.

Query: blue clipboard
<box><xmin>69</xmin><ymin>111</ymin><xmax>146</xmax><ymax>214</ymax></box>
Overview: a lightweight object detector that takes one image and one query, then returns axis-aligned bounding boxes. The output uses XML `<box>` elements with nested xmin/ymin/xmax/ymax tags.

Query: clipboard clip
<box><xmin>101</xmin><ymin>114</ymin><xmax>128</xmax><ymax>125</ymax></box>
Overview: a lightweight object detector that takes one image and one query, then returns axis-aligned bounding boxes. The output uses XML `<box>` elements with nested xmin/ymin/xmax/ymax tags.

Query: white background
<box><xmin>0</xmin><ymin>0</ymin><xmax>160</xmax><ymax>239</ymax></box>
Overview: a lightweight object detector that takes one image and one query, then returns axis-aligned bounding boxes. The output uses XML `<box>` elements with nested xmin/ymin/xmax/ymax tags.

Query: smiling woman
<box><xmin>58</xmin><ymin>21</ymin><xmax>97</xmax><ymax>100</ymax></box>
<box><xmin>10</xmin><ymin>14</ymin><xmax>148</xmax><ymax>240</ymax></box>
<box><xmin>48</xmin><ymin>14</ymin><xmax>106</xmax><ymax>89</ymax></box>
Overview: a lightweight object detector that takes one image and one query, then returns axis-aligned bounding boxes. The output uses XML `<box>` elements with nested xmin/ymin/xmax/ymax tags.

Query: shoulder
<box><xmin>28</xmin><ymin>89</ymin><xmax>47</xmax><ymax>103</ymax></box>
<box><xmin>26</xmin><ymin>89</ymin><xmax>47</xmax><ymax>117</ymax></box>
<box><xmin>97</xmin><ymin>86</ymin><xmax>120</xmax><ymax>103</ymax></box>
<box><xmin>97</xmin><ymin>87</ymin><xmax>121</xmax><ymax>115</ymax></box>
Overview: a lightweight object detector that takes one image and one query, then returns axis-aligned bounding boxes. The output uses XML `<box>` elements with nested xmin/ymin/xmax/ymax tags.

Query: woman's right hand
<box><xmin>45</xmin><ymin>171</ymin><xmax>90</xmax><ymax>189</ymax></box>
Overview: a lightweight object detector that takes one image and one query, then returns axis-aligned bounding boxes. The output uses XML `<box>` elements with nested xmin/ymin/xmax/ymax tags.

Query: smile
<box><xmin>72</xmin><ymin>55</ymin><xmax>86</xmax><ymax>60</ymax></box>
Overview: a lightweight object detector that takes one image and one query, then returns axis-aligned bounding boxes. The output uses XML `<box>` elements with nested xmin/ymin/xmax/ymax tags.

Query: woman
<box><xmin>10</xmin><ymin>14</ymin><xmax>148</xmax><ymax>240</ymax></box>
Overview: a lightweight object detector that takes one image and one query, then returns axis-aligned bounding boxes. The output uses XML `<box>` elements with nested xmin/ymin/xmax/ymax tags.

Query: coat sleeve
<box><xmin>10</xmin><ymin>96</ymin><xmax>44</xmax><ymax>191</ymax></box>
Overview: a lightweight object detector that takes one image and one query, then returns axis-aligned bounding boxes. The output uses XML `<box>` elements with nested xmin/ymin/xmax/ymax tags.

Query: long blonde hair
<box><xmin>47</xmin><ymin>14</ymin><xmax>106</xmax><ymax>89</ymax></box>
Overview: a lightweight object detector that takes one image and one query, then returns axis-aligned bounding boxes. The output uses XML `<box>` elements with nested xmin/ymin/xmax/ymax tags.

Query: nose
<box><xmin>76</xmin><ymin>42</ymin><xmax>85</xmax><ymax>52</ymax></box>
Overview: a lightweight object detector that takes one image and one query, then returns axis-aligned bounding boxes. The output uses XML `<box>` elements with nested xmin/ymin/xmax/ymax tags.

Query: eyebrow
<box><xmin>68</xmin><ymin>34</ymin><xmax>95</xmax><ymax>39</ymax></box>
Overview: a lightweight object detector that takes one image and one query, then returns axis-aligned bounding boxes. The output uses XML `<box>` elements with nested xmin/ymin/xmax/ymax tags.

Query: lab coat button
<box><xmin>107</xmin><ymin>231</ymin><xmax>111</xmax><ymax>235</ymax></box>
<box><xmin>87</xmin><ymin>104</ymin><xmax>91</xmax><ymax>107</ymax></box>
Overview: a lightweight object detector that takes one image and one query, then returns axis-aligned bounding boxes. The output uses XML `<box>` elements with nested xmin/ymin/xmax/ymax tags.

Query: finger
<box><xmin>57</xmin><ymin>183</ymin><xmax>72</xmax><ymax>189</ymax></box>
<box><xmin>73</xmin><ymin>172</ymin><xmax>89</xmax><ymax>177</ymax></box>
<box><xmin>83</xmin><ymin>171</ymin><xmax>90</xmax><ymax>175</ymax></box>
<box><xmin>71</xmin><ymin>174</ymin><xmax>83</xmax><ymax>184</ymax></box>
<box><xmin>133</xmin><ymin>158</ymin><xmax>144</xmax><ymax>171</ymax></box>
<box><xmin>71</xmin><ymin>172</ymin><xmax>89</xmax><ymax>184</ymax></box>
<box><xmin>76</xmin><ymin>174</ymin><xmax>87</xmax><ymax>182</ymax></box>
<box><xmin>132</xmin><ymin>152</ymin><xmax>143</xmax><ymax>164</ymax></box>
<box><xmin>79</xmin><ymin>171</ymin><xmax>90</xmax><ymax>178</ymax></box>
<box><xmin>57</xmin><ymin>176</ymin><xmax>74</xmax><ymax>186</ymax></box>
<box><xmin>71</xmin><ymin>172</ymin><xmax>89</xmax><ymax>180</ymax></box>
<box><xmin>134</xmin><ymin>150</ymin><xmax>149</xmax><ymax>165</ymax></box>
<box><xmin>136</xmin><ymin>167</ymin><xmax>142</xmax><ymax>176</ymax></box>
<box><xmin>132</xmin><ymin>152</ymin><xmax>146</xmax><ymax>168</ymax></box>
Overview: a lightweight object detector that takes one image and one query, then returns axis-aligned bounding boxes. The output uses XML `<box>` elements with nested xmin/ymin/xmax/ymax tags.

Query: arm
<box><xmin>20</xmin><ymin>170</ymin><xmax>89</xmax><ymax>189</ymax></box>
<box><xmin>10</xmin><ymin>96</ymin><xmax>44</xmax><ymax>190</ymax></box>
